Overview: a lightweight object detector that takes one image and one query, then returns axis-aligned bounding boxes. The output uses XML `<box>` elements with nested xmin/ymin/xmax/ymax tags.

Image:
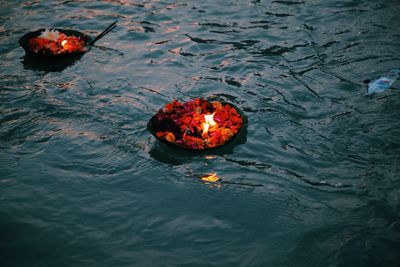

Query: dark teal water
<box><xmin>1</xmin><ymin>0</ymin><xmax>400</xmax><ymax>266</ymax></box>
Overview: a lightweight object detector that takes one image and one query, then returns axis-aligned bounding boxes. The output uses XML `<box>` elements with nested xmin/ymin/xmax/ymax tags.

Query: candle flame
<box><xmin>202</xmin><ymin>113</ymin><xmax>216</xmax><ymax>135</ymax></box>
<box><xmin>204</xmin><ymin>113</ymin><xmax>216</xmax><ymax>126</ymax></box>
<box><xmin>61</xmin><ymin>40</ymin><xmax>67</xmax><ymax>47</ymax></box>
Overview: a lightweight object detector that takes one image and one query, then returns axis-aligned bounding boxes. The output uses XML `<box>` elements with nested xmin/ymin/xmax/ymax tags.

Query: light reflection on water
<box><xmin>1</xmin><ymin>0</ymin><xmax>400</xmax><ymax>266</ymax></box>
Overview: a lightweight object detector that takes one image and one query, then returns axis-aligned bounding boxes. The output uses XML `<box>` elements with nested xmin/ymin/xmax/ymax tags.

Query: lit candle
<box><xmin>202</xmin><ymin>113</ymin><xmax>216</xmax><ymax>136</ymax></box>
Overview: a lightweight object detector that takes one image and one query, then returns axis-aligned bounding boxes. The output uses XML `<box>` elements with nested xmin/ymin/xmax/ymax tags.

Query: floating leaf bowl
<box><xmin>19</xmin><ymin>21</ymin><xmax>117</xmax><ymax>59</ymax></box>
<box><xmin>147</xmin><ymin>99</ymin><xmax>247</xmax><ymax>152</ymax></box>
<box><xmin>19</xmin><ymin>29</ymin><xmax>92</xmax><ymax>59</ymax></box>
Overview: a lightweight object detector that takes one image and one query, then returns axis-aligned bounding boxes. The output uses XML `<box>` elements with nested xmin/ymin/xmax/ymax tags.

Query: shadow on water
<box><xmin>149</xmin><ymin>125</ymin><xmax>248</xmax><ymax>165</ymax></box>
<box><xmin>21</xmin><ymin>54</ymin><xmax>83</xmax><ymax>72</ymax></box>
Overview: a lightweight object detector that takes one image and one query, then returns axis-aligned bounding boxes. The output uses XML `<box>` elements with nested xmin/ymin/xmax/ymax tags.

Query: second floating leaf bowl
<box><xmin>18</xmin><ymin>20</ymin><xmax>117</xmax><ymax>59</ymax></box>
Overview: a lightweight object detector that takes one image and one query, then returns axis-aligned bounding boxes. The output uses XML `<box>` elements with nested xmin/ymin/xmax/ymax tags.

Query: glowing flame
<box><xmin>202</xmin><ymin>113</ymin><xmax>216</xmax><ymax>136</ymax></box>
<box><xmin>61</xmin><ymin>40</ymin><xmax>67</xmax><ymax>47</ymax></box>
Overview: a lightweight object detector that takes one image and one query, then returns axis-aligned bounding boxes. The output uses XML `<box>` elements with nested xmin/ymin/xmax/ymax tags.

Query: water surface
<box><xmin>1</xmin><ymin>0</ymin><xmax>400</xmax><ymax>266</ymax></box>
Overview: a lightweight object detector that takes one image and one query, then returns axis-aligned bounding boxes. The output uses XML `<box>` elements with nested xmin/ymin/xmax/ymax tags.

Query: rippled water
<box><xmin>1</xmin><ymin>0</ymin><xmax>400</xmax><ymax>266</ymax></box>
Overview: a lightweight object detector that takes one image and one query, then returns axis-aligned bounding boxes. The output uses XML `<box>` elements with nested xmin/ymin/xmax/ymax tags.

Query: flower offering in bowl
<box><xmin>19</xmin><ymin>21</ymin><xmax>117</xmax><ymax>59</ymax></box>
<box><xmin>19</xmin><ymin>28</ymin><xmax>91</xmax><ymax>58</ymax></box>
<box><xmin>147</xmin><ymin>98</ymin><xmax>247</xmax><ymax>150</ymax></box>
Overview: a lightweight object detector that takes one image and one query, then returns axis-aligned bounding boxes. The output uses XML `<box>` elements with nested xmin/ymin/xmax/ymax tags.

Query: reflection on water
<box><xmin>1</xmin><ymin>0</ymin><xmax>400</xmax><ymax>266</ymax></box>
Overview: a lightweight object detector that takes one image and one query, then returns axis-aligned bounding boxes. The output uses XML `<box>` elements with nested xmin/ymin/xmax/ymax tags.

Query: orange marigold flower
<box><xmin>165</xmin><ymin>132</ymin><xmax>175</xmax><ymax>142</ymax></box>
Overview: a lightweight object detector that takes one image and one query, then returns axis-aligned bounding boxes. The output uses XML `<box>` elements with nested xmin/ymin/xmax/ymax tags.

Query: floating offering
<box><xmin>27</xmin><ymin>29</ymin><xmax>87</xmax><ymax>55</ymax></box>
<box><xmin>147</xmin><ymin>98</ymin><xmax>246</xmax><ymax>150</ymax></box>
<box><xmin>367</xmin><ymin>68</ymin><xmax>400</xmax><ymax>94</ymax></box>
<box><xmin>19</xmin><ymin>21</ymin><xmax>117</xmax><ymax>58</ymax></box>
